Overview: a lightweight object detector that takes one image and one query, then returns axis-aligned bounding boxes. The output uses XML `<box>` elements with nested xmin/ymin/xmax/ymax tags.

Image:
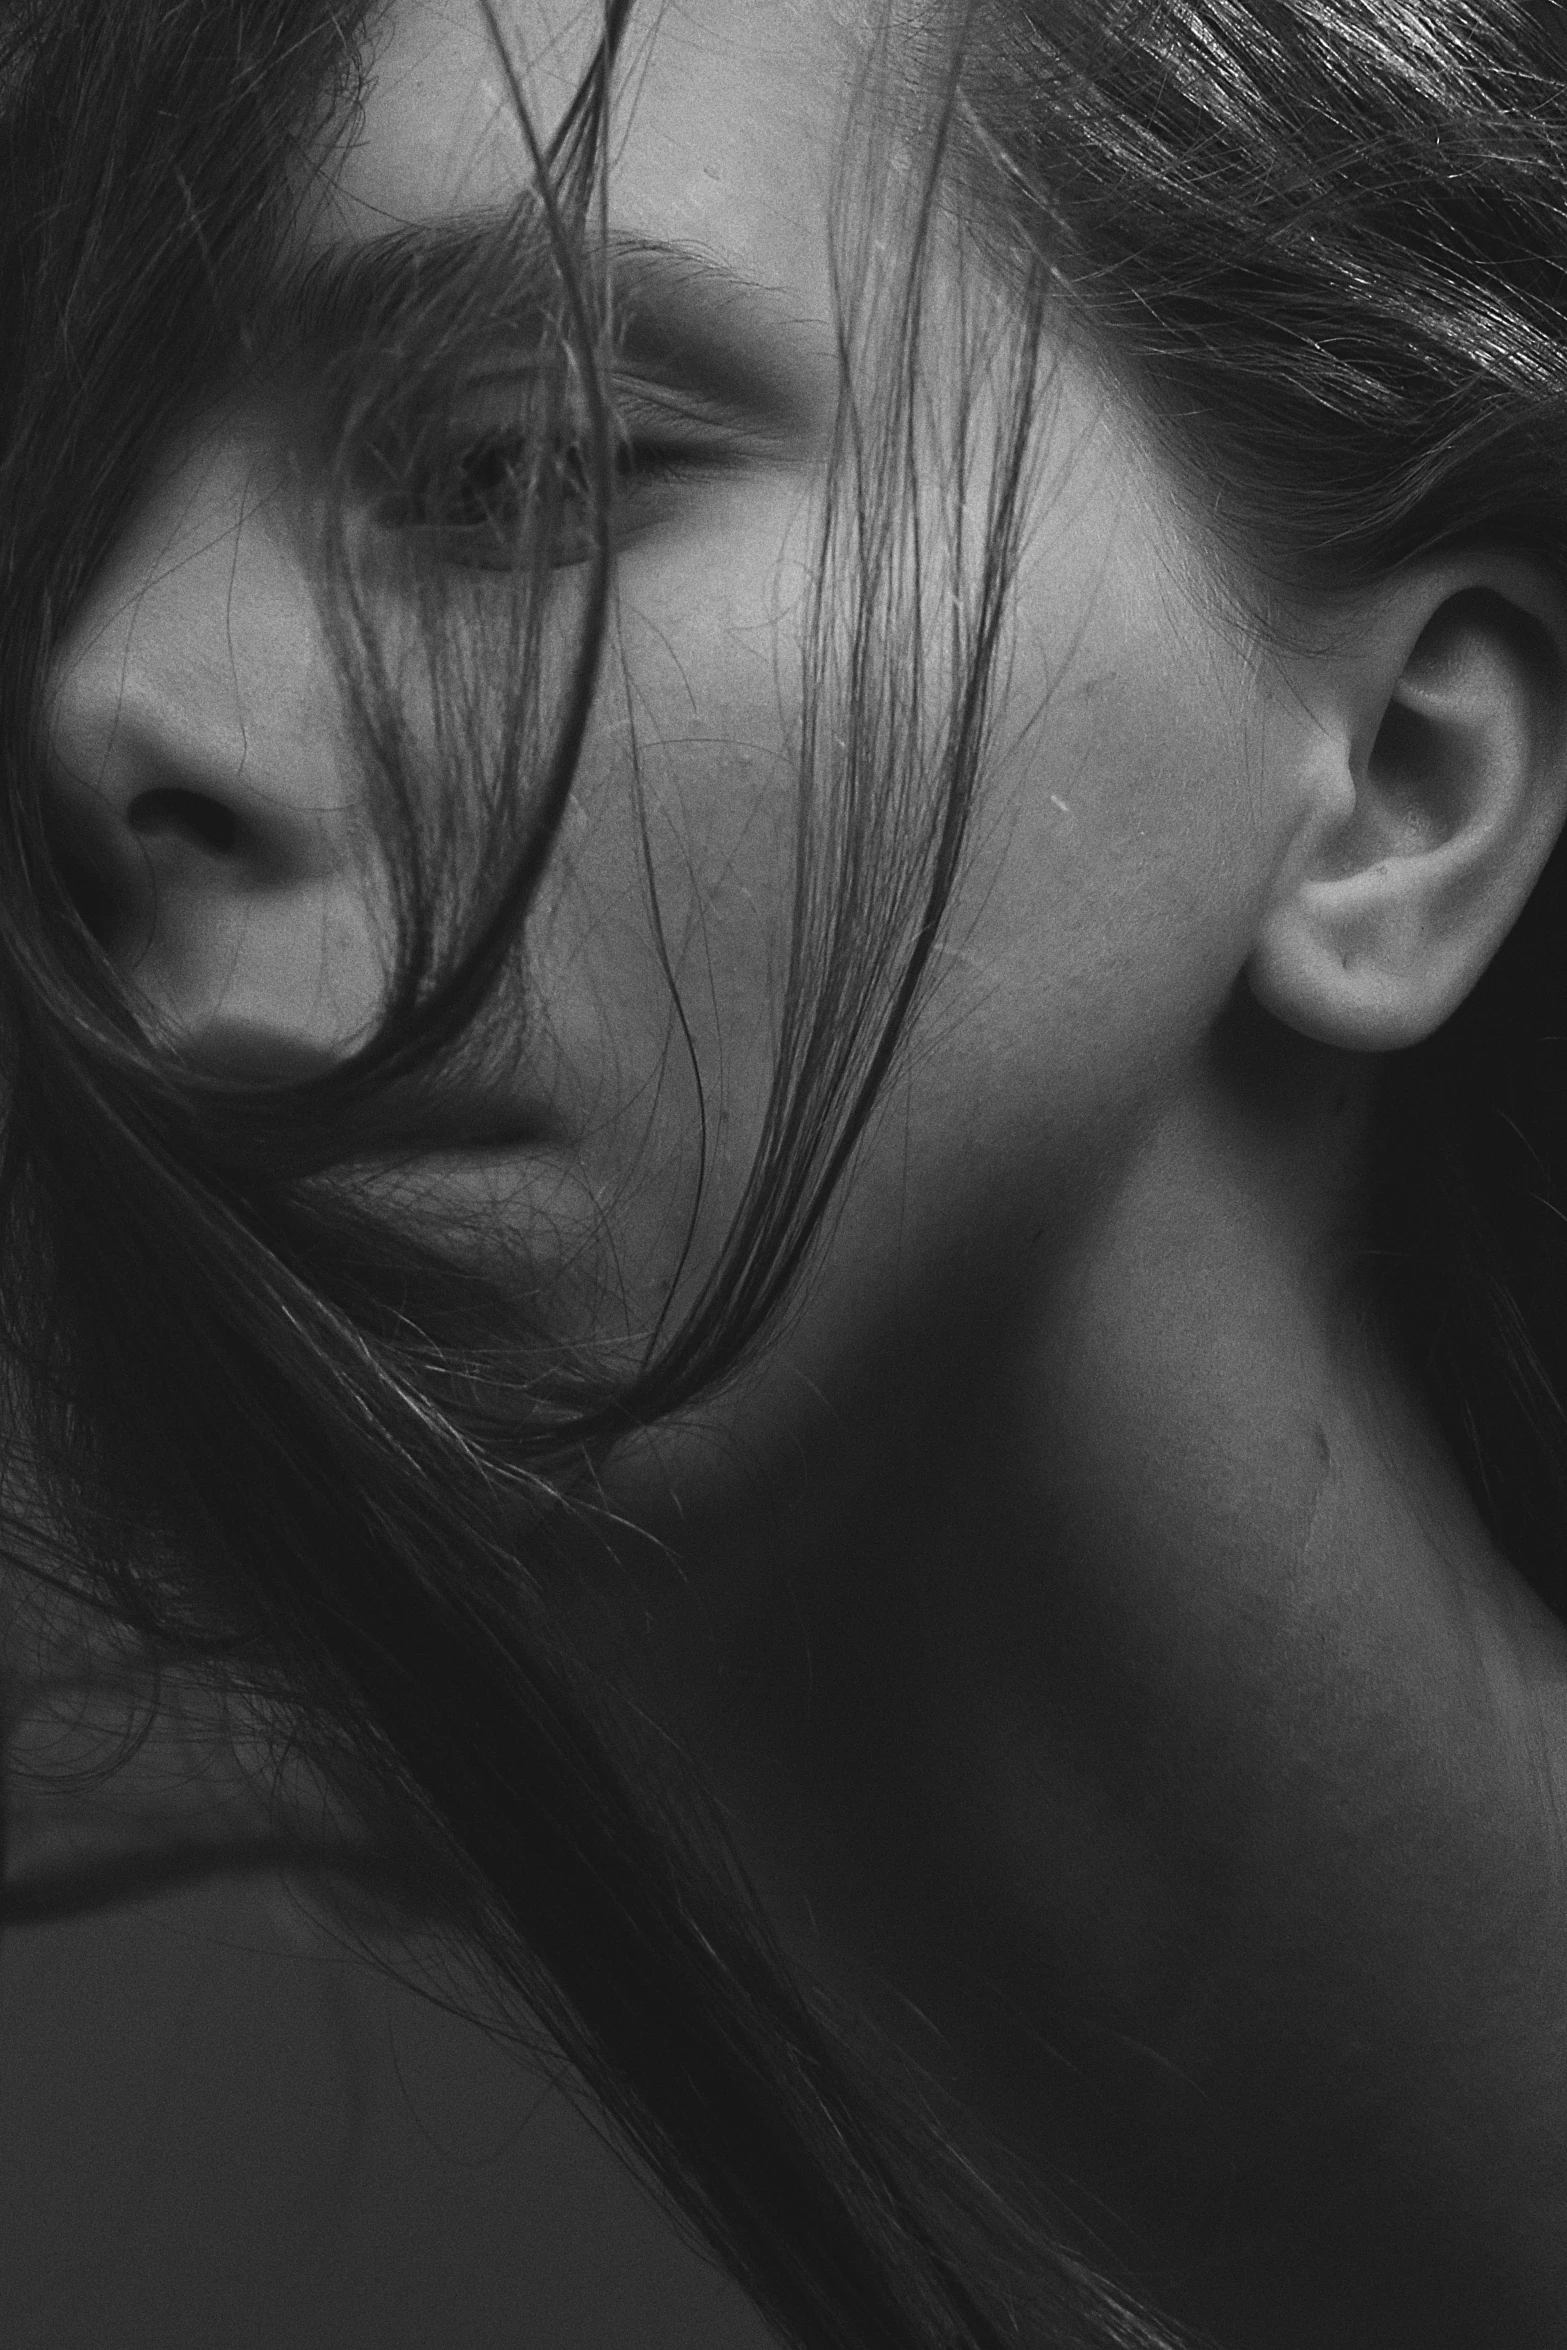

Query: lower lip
<box><xmin>338</xmin><ymin>1138</ymin><xmax>579</xmax><ymax>1211</ymax></box>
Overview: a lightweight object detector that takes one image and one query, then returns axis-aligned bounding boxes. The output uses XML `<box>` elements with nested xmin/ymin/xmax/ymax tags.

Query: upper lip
<box><xmin>343</xmin><ymin>1068</ymin><xmax>556</xmax><ymax>1156</ymax></box>
<box><xmin>215</xmin><ymin>1074</ymin><xmax>554</xmax><ymax>1164</ymax></box>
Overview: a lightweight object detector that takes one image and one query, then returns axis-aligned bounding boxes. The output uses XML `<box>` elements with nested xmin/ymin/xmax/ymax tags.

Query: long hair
<box><xmin>5</xmin><ymin>4</ymin><xmax>1567</xmax><ymax>2349</ymax></box>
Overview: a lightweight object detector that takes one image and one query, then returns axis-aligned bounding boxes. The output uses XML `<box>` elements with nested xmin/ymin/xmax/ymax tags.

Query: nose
<box><xmin>44</xmin><ymin>421</ymin><xmax>386</xmax><ymax>1075</ymax></box>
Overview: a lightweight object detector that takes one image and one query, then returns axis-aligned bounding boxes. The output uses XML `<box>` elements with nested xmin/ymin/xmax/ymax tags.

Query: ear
<box><xmin>1247</xmin><ymin>555</ymin><xmax>1567</xmax><ymax>1051</ymax></box>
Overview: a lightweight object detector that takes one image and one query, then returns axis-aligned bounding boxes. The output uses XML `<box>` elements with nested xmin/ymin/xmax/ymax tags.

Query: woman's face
<box><xmin>46</xmin><ymin>0</ymin><xmax>1280</xmax><ymax>1389</ymax></box>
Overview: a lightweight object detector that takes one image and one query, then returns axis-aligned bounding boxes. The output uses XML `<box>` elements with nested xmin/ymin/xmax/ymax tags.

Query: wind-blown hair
<box><xmin>3</xmin><ymin>4</ymin><xmax>1567</xmax><ymax>2349</ymax></box>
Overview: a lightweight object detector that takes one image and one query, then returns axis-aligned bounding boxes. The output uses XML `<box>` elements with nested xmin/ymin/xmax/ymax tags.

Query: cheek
<box><xmin>517</xmin><ymin>508</ymin><xmax>813</xmax><ymax>1301</ymax></box>
<box><xmin>886</xmin><ymin>625</ymin><xmax>1262</xmax><ymax>1245</ymax></box>
<box><xmin>511</xmin><ymin>458</ymin><xmax>1261</xmax><ymax>1356</ymax></box>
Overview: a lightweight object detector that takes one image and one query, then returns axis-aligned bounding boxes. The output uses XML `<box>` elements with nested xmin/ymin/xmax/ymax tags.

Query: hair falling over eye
<box><xmin>6</xmin><ymin>5</ymin><xmax>1567</xmax><ymax>2349</ymax></box>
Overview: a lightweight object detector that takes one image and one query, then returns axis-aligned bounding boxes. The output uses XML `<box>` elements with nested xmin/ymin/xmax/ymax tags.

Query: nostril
<box><xmin>127</xmin><ymin>787</ymin><xmax>241</xmax><ymax>855</ymax></box>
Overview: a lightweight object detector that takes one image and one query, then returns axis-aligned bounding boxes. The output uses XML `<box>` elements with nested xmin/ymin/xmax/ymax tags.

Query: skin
<box><xmin>42</xmin><ymin>3</ymin><xmax>1567</xmax><ymax>2342</ymax></box>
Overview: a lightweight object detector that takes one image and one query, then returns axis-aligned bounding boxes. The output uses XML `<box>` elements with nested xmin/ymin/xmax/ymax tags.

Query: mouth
<box><xmin>202</xmin><ymin>1065</ymin><xmax>563</xmax><ymax>1186</ymax></box>
<box><xmin>321</xmin><ymin>1060</ymin><xmax>570</xmax><ymax>1185</ymax></box>
<box><xmin>170</xmin><ymin>1017</ymin><xmax>557</xmax><ymax>1141</ymax></box>
<box><xmin>358</xmin><ymin>1103</ymin><xmax>552</xmax><ymax>1156</ymax></box>
<box><xmin>335</xmin><ymin>1118</ymin><xmax>587</xmax><ymax>1260</ymax></box>
<box><xmin>346</xmin><ymin>1033</ymin><xmax>568</xmax><ymax>1161</ymax></box>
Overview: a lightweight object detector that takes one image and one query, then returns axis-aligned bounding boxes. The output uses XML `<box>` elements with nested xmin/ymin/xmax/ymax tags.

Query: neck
<box><xmin>597</xmin><ymin>1020</ymin><xmax>1567</xmax><ymax>2347</ymax></box>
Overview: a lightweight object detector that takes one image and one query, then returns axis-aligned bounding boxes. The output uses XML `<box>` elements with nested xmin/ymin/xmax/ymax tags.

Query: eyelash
<box><xmin>374</xmin><ymin>422</ymin><xmax>712</xmax><ymax>572</ymax></box>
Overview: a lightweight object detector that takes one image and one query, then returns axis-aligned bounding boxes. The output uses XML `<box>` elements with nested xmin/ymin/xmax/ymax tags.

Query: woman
<box><xmin>5</xmin><ymin>0</ymin><xmax>1567</xmax><ymax>2343</ymax></box>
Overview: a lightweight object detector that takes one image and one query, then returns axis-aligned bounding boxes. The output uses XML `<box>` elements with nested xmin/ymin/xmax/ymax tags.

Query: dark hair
<box><xmin>4</xmin><ymin>4</ymin><xmax>1567</xmax><ymax>2349</ymax></box>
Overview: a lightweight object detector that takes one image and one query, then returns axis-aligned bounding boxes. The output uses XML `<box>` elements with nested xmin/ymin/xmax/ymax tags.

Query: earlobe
<box><xmin>1248</xmin><ymin>559</ymin><xmax>1567</xmax><ymax>1052</ymax></box>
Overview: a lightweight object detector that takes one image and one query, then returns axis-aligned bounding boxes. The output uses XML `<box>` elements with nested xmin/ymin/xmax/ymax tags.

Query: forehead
<box><xmin>313</xmin><ymin>0</ymin><xmax>850</xmax><ymax>307</ymax></box>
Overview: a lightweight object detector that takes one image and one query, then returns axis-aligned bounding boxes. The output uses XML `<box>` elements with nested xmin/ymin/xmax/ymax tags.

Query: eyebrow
<box><xmin>272</xmin><ymin>214</ymin><xmax>824</xmax><ymax>430</ymax></box>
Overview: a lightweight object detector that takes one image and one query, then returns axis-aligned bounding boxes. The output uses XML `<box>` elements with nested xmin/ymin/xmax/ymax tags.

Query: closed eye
<box><xmin>366</xmin><ymin>392</ymin><xmax>739</xmax><ymax>573</ymax></box>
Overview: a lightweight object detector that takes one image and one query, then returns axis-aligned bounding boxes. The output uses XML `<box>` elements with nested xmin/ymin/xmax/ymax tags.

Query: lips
<box><xmin>169</xmin><ymin>1037</ymin><xmax>561</xmax><ymax>1181</ymax></box>
<box><xmin>360</xmin><ymin>1093</ymin><xmax>550</xmax><ymax>1154</ymax></box>
<box><xmin>332</xmin><ymin>1071</ymin><xmax>559</xmax><ymax>1161</ymax></box>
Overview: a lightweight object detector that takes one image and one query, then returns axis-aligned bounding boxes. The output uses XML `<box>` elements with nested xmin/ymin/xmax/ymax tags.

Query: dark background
<box><xmin>0</xmin><ymin>1738</ymin><xmax>780</xmax><ymax>2349</ymax></box>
